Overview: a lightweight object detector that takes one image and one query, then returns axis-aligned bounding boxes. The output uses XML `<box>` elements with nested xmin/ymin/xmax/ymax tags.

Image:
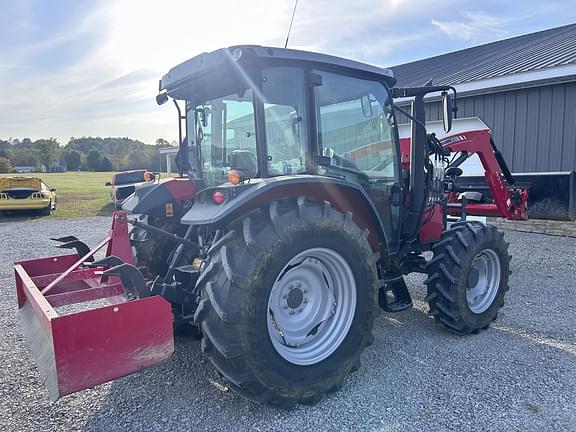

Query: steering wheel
<box><xmin>323</xmin><ymin>147</ymin><xmax>359</xmax><ymax>170</ymax></box>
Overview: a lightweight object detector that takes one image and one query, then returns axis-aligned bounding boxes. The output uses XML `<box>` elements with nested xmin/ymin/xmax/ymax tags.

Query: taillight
<box><xmin>212</xmin><ymin>191</ymin><xmax>226</xmax><ymax>205</ymax></box>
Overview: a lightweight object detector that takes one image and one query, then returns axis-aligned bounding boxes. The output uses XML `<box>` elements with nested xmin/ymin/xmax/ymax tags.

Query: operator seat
<box><xmin>228</xmin><ymin>150</ymin><xmax>258</xmax><ymax>178</ymax></box>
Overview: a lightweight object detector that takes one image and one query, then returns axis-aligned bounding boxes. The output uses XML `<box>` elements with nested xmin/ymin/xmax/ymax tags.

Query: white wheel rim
<box><xmin>466</xmin><ymin>248</ymin><xmax>501</xmax><ymax>314</ymax></box>
<box><xmin>267</xmin><ymin>247</ymin><xmax>356</xmax><ymax>366</ymax></box>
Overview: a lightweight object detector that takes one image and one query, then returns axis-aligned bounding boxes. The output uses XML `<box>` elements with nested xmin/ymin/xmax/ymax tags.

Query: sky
<box><xmin>1</xmin><ymin>0</ymin><xmax>575</xmax><ymax>146</ymax></box>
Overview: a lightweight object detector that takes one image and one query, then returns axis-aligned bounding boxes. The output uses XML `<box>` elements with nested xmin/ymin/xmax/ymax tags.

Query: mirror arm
<box><xmin>392</xmin><ymin>85</ymin><xmax>457</xmax><ymax>98</ymax></box>
<box><xmin>393</xmin><ymin>103</ymin><xmax>427</xmax><ymax>129</ymax></box>
<box><xmin>173</xmin><ymin>99</ymin><xmax>186</xmax><ymax>178</ymax></box>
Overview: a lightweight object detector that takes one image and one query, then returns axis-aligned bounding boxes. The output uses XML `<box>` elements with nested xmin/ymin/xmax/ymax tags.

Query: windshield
<box><xmin>188</xmin><ymin>90</ymin><xmax>257</xmax><ymax>187</ymax></box>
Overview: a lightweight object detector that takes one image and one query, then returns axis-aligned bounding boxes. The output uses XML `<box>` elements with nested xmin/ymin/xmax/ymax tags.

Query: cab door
<box><xmin>312</xmin><ymin>70</ymin><xmax>402</xmax><ymax>252</ymax></box>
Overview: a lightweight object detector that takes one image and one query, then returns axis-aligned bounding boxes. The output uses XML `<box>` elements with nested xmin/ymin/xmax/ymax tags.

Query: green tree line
<box><xmin>0</xmin><ymin>137</ymin><xmax>174</xmax><ymax>173</ymax></box>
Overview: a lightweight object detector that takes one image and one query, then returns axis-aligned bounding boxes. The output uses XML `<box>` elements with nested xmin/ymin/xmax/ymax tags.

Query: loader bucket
<box><xmin>14</xmin><ymin>212</ymin><xmax>174</xmax><ymax>400</ymax></box>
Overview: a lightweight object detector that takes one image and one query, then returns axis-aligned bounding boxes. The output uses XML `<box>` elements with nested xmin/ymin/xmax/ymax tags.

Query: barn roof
<box><xmin>391</xmin><ymin>23</ymin><xmax>576</xmax><ymax>89</ymax></box>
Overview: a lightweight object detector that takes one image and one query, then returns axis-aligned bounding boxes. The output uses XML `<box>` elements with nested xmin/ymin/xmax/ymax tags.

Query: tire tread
<box><xmin>425</xmin><ymin>222</ymin><xmax>511</xmax><ymax>335</ymax></box>
<box><xmin>194</xmin><ymin>198</ymin><xmax>378</xmax><ymax>407</ymax></box>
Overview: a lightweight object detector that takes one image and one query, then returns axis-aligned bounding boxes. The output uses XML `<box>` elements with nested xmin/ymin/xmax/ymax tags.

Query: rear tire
<box><xmin>194</xmin><ymin>198</ymin><xmax>378</xmax><ymax>408</ymax></box>
<box><xmin>40</xmin><ymin>201</ymin><xmax>52</xmax><ymax>216</ymax></box>
<box><xmin>425</xmin><ymin>221</ymin><xmax>511</xmax><ymax>334</ymax></box>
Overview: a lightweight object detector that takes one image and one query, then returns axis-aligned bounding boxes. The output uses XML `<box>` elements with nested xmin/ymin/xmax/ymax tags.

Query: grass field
<box><xmin>0</xmin><ymin>172</ymin><xmax>174</xmax><ymax>221</ymax></box>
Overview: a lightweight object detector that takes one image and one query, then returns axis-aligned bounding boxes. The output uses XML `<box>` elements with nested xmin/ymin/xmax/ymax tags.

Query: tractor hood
<box><xmin>0</xmin><ymin>177</ymin><xmax>42</xmax><ymax>191</ymax></box>
<box><xmin>160</xmin><ymin>45</ymin><xmax>396</xmax><ymax>101</ymax></box>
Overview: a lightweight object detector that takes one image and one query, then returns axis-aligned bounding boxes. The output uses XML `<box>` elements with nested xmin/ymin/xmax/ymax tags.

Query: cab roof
<box><xmin>160</xmin><ymin>45</ymin><xmax>396</xmax><ymax>96</ymax></box>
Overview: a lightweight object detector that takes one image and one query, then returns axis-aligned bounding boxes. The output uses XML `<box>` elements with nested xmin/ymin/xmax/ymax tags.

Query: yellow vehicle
<box><xmin>0</xmin><ymin>176</ymin><xmax>57</xmax><ymax>216</ymax></box>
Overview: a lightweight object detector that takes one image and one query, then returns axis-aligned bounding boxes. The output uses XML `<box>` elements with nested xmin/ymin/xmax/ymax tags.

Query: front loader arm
<box><xmin>442</xmin><ymin>129</ymin><xmax>528</xmax><ymax>220</ymax></box>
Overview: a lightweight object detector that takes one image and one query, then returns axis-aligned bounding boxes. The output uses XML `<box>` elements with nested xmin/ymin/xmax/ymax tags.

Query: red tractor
<box><xmin>14</xmin><ymin>46</ymin><xmax>528</xmax><ymax>408</ymax></box>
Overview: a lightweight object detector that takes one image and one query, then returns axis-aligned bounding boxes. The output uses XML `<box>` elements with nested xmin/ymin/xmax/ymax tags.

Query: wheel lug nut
<box><xmin>303</xmin><ymin>298</ymin><xmax>308</xmax><ymax>303</ymax></box>
<box><xmin>289</xmin><ymin>310</ymin><xmax>296</xmax><ymax>315</ymax></box>
<box><xmin>298</xmin><ymin>307</ymin><xmax>303</xmax><ymax>313</ymax></box>
<box><xmin>282</xmin><ymin>294</ymin><xmax>288</xmax><ymax>299</ymax></box>
<box><xmin>283</xmin><ymin>304</ymin><xmax>288</xmax><ymax>309</ymax></box>
<box><xmin>296</xmin><ymin>282</ymin><xmax>301</xmax><ymax>288</ymax></box>
<box><xmin>303</xmin><ymin>288</ymin><xmax>308</xmax><ymax>293</ymax></box>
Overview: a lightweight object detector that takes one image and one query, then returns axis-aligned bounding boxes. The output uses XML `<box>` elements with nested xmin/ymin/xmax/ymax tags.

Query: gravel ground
<box><xmin>0</xmin><ymin>217</ymin><xmax>574</xmax><ymax>432</ymax></box>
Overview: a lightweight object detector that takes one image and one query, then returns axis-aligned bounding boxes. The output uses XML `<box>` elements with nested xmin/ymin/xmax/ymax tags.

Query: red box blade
<box><xmin>15</xmin><ymin>263</ymin><xmax>174</xmax><ymax>400</ymax></box>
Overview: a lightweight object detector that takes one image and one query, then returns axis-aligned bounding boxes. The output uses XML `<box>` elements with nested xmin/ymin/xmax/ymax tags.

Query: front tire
<box><xmin>425</xmin><ymin>221</ymin><xmax>511</xmax><ymax>334</ymax></box>
<box><xmin>194</xmin><ymin>198</ymin><xmax>378</xmax><ymax>408</ymax></box>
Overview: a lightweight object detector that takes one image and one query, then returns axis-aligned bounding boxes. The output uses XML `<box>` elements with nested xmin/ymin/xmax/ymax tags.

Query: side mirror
<box><xmin>50</xmin><ymin>188</ymin><xmax>56</xmax><ymax>192</ymax></box>
<box><xmin>201</xmin><ymin>107</ymin><xmax>210</xmax><ymax>128</ymax></box>
<box><xmin>105</xmin><ymin>181</ymin><xmax>112</xmax><ymax>186</ymax></box>
<box><xmin>360</xmin><ymin>95</ymin><xmax>373</xmax><ymax>118</ymax></box>
<box><xmin>442</xmin><ymin>91</ymin><xmax>454</xmax><ymax>132</ymax></box>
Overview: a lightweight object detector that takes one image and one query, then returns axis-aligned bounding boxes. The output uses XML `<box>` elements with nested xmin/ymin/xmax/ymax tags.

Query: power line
<box><xmin>284</xmin><ymin>0</ymin><xmax>300</xmax><ymax>49</ymax></box>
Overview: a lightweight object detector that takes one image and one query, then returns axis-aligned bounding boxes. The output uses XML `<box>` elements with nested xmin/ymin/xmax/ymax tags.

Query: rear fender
<box><xmin>182</xmin><ymin>176</ymin><xmax>387</xmax><ymax>252</ymax></box>
<box><xmin>122</xmin><ymin>178</ymin><xmax>195</xmax><ymax>220</ymax></box>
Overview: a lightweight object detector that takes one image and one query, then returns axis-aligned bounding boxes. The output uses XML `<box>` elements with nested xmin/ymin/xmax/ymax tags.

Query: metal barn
<box><xmin>391</xmin><ymin>23</ymin><xmax>576</xmax><ymax>219</ymax></box>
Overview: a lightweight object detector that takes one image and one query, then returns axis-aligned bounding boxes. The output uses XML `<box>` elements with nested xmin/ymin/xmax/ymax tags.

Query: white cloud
<box><xmin>1</xmin><ymin>0</ymin><xmax>299</xmax><ymax>144</ymax></box>
<box><xmin>101</xmin><ymin>0</ymin><xmax>291</xmax><ymax>73</ymax></box>
<box><xmin>0</xmin><ymin>0</ymin><xmax>447</xmax><ymax>145</ymax></box>
<box><xmin>432</xmin><ymin>11</ymin><xmax>508</xmax><ymax>41</ymax></box>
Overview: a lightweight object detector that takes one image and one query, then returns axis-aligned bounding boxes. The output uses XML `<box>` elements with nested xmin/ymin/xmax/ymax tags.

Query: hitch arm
<box><xmin>129</xmin><ymin>219</ymin><xmax>198</xmax><ymax>249</ymax></box>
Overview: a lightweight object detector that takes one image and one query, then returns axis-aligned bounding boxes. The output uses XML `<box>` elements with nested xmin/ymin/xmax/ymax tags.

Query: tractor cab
<box><xmin>158</xmin><ymin>45</ymin><xmax>404</xmax><ymax>249</ymax></box>
<box><xmin>160</xmin><ymin>45</ymin><xmax>400</xmax><ymax>180</ymax></box>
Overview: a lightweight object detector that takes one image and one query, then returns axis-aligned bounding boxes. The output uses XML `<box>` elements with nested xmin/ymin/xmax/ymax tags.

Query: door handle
<box><xmin>391</xmin><ymin>184</ymin><xmax>402</xmax><ymax>206</ymax></box>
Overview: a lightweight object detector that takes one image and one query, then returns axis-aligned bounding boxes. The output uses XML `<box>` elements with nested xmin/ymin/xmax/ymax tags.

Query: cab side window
<box><xmin>314</xmin><ymin>70</ymin><xmax>398</xmax><ymax>181</ymax></box>
<box><xmin>261</xmin><ymin>67</ymin><xmax>309</xmax><ymax>176</ymax></box>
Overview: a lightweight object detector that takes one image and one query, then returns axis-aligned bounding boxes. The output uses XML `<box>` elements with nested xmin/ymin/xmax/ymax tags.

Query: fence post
<box><xmin>569</xmin><ymin>171</ymin><xmax>576</xmax><ymax>221</ymax></box>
